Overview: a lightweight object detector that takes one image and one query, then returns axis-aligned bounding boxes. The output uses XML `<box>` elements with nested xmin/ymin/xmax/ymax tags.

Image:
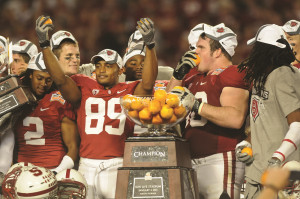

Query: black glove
<box><xmin>173</xmin><ymin>51</ymin><xmax>200</xmax><ymax>80</ymax></box>
<box><xmin>35</xmin><ymin>15</ymin><xmax>54</xmax><ymax>48</ymax></box>
<box><xmin>137</xmin><ymin>18</ymin><xmax>155</xmax><ymax>49</ymax></box>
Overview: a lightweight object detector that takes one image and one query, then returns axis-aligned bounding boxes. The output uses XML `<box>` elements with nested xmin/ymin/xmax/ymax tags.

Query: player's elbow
<box><xmin>230</xmin><ymin>115</ymin><xmax>246</xmax><ymax>129</ymax></box>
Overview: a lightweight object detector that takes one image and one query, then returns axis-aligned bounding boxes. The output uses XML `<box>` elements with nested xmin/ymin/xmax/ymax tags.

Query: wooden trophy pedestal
<box><xmin>115</xmin><ymin>136</ymin><xmax>199</xmax><ymax>199</ymax></box>
<box><xmin>0</xmin><ymin>75</ymin><xmax>36</xmax><ymax>116</ymax></box>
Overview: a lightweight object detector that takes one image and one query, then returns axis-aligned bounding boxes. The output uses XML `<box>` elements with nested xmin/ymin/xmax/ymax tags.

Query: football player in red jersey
<box><xmin>166</xmin><ymin>23</ymin><xmax>211</xmax><ymax>92</ymax></box>
<box><xmin>50</xmin><ymin>30</ymin><xmax>80</xmax><ymax>76</ymax></box>
<box><xmin>178</xmin><ymin>23</ymin><xmax>250</xmax><ymax>199</ymax></box>
<box><xmin>36</xmin><ymin>16</ymin><xmax>157</xmax><ymax>199</ymax></box>
<box><xmin>282</xmin><ymin>19</ymin><xmax>300</xmax><ymax>69</ymax></box>
<box><xmin>14</xmin><ymin>52</ymin><xmax>79</xmax><ymax>174</ymax></box>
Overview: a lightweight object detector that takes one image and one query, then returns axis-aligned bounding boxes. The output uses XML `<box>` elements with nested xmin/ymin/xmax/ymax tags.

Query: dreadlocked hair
<box><xmin>238</xmin><ymin>38</ymin><xmax>295</xmax><ymax>97</ymax></box>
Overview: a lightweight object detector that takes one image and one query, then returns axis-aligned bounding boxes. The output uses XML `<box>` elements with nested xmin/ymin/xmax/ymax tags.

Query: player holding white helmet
<box><xmin>2</xmin><ymin>165</ymin><xmax>57</xmax><ymax>199</ymax></box>
<box><xmin>56</xmin><ymin>169</ymin><xmax>88</xmax><ymax>199</ymax></box>
<box><xmin>36</xmin><ymin>16</ymin><xmax>157</xmax><ymax>199</ymax></box>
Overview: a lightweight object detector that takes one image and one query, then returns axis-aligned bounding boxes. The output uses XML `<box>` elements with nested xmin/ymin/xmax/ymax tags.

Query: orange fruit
<box><xmin>131</xmin><ymin>98</ymin><xmax>144</xmax><ymax>111</ymax></box>
<box><xmin>166</xmin><ymin>93</ymin><xmax>180</xmax><ymax>108</ymax></box>
<box><xmin>174</xmin><ymin>105</ymin><xmax>186</xmax><ymax>118</ymax></box>
<box><xmin>154</xmin><ymin>89</ymin><xmax>167</xmax><ymax>103</ymax></box>
<box><xmin>142</xmin><ymin>98</ymin><xmax>151</xmax><ymax>107</ymax></box>
<box><xmin>194</xmin><ymin>54</ymin><xmax>201</xmax><ymax>65</ymax></box>
<box><xmin>40</xmin><ymin>17</ymin><xmax>53</xmax><ymax>25</ymax></box>
<box><xmin>173</xmin><ymin>86</ymin><xmax>185</xmax><ymax>91</ymax></box>
<box><xmin>152</xmin><ymin>114</ymin><xmax>163</xmax><ymax>124</ymax></box>
<box><xmin>241</xmin><ymin>147</ymin><xmax>253</xmax><ymax>157</ymax></box>
<box><xmin>139</xmin><ymin>107</ymin><xmax>152</xmax><ymax>121</ymax></box>
<box><xmin>148</xmin><ymin>99</ymin><xmax>162</xmax><ymax>115</ymax></box>
<box><xmin>168</xmin><ymin>114</ymin><xmax>177</xmax><ymax>123</ymax></box>
<box><xmin>128</xmin><ymin>110</ymin><xmax>139</xmax><ymax>119</ymax></box>
<box><xmin>260</xmin><ymin>170</ymin><xmax>269</xmax><ymax>185</ymax></box>
<box><xmin>160</xmin><ymin>104</ymin><xmax>173</xmax><ymax>120</ymax></box>
<box><xmin>122</xmin><ymin>94</ymin><xmax>133</xmax><ymax>110</ymax></box>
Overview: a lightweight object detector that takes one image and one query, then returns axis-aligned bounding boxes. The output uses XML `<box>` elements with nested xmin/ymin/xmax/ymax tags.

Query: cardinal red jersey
<box><xmin>183</xmin><ymin>65</ymin><xmax>248</xmax><ymax>158</ymax></box>
<box><xmin>71</xmin><ymin>74</ymin><xmax>138</xmax><ymax>159</ymax></box>
<box><xmin>293</xmin><ymin>62</ymin><xmax>300</xmax><ymax>69</ymax></box>
<box><xmin>15</xmin><ymin>91</ymin><xmax>75</xmax><ymax>169</ymax></box>
<box><xmin>182</xmin><ymin>68</ymin><xmax>200</xmax><ymax>84</ymax></box>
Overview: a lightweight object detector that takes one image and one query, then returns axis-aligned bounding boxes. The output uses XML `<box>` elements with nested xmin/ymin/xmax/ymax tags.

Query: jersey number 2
<box><xmin>23</xmin><ymin>117</ymin><xmax>45</xmax><ymax>145</ymax></box>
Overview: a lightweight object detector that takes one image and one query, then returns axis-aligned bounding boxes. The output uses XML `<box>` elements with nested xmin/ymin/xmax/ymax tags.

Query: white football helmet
<box><xmin>278</xmin><ymin>160</ymin><xmax>300</xmax><ymax>199</ymax></box>
<box><xmin>6</xmin><ymin>162</ymin><xmax>35</xmax><ymax>174</ymax></box>
<box><xmin>2</xmin><ymin>165</ymin><xmax>57</xmax><ymax>199</ymax></box>
<box><xmin>56</xmin><ymin>169</ymin><xmax>88</xmax><ymax>199</ymax></box>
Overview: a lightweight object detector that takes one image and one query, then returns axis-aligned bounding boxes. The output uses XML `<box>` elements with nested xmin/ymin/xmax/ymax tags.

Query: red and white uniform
<box><xmin>15</xmin><ymin>91</ymin><xmax>75</xmax><ymax>169</ymax></box>
<box><xmin>71</xmin><ymin>74</ymin><xmax>138</xmax><ymax>159</ymax></box>
<box><xmin>183</xmin><ymin>65</ymin><xmax>248</xmax><ymax>158</ymax></box>
<box><xmin>71</xmin><ymin>74</ymin><xmax>138</xmax><ymax>199</ymax></box>
<box><xmin>293</xmin><ymin>62</ymin><xmax>300</xmax><ymax>69</ymax></box>
<box><xmin>183</xmin><ymin>65</ymin><xmax>248</xmax><ymax>199</ymax></box>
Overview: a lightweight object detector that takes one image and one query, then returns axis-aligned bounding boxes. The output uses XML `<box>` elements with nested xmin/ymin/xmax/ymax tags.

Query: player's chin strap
<box><xmin>272</xmin><ymin>122</ymin><xmax>300</xmax><ymax>162</ymax></box>
<box><xmin>51</xmin><ymin>155</ymin><xmax>74</xmax><ymax>174</ymax></box>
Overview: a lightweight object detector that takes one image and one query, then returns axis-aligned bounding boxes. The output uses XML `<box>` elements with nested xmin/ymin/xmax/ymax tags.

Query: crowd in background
<box><xmin>1</xmin><ymin>0</ymin><xmax>299</xmax><ymax>67</ymax></box>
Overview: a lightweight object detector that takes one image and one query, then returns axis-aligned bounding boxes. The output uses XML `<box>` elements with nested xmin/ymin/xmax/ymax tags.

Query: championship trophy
<box><xmin>116</xmin><ymin>88</ymin><xmax>199</xmax><ymax>199</ymax></box>
<box><xmin>0</xmin><ymin>39</ymin><xmax>36</xmax><ymax>117</ymax></box>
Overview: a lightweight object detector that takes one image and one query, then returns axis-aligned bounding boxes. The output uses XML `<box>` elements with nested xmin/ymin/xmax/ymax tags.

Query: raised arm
<box><xmin>35</xmin><ymin>16</ymin><xmax>81</xmax><ymax>106</ymax></box>
<box><xmin>133</xmin><ymin>18</ymin><xmax>158</xmax><ymax>95</ymax></box>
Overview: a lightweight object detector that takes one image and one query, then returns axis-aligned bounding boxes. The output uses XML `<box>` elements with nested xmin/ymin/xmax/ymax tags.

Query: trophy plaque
<box><xmin>0</xmin><ymin>75</ymin><xmax>36</xmax><ymax>117</ymax></box>
<box><xmin>116</xmin><ymin>94</ymin><xmax>199</xmax><ymax>199</ymax></box>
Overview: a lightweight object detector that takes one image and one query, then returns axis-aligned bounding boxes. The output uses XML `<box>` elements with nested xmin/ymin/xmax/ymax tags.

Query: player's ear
<box><xmin>213</xmin><ymin>48</ymin><xmax>222</xmax><ymax>58</ymax></box>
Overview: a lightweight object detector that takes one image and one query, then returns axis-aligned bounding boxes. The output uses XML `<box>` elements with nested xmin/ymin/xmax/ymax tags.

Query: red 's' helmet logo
<box><xmin>217</xmin><ymin>28</ymin><xmax>224</xmax><ymax>33</ymax></box>
<box><xmin>291</xmin><ymin>21</ymin><xmax>298</xmax><ymax>27</ymax></box>
<box><xmin>19</xmin><ymin>41</ymin><xmax>26</xmax><ymax>46</ymax></box>
<box><xmin>107</xmin><ymin>50</ymin><xmax>113</xmax><ymax>55</ymax></box>
<box><xmin>65</xmin><ymin>32</ymin><xmax>71</xmax><ymax>36</ymax></box>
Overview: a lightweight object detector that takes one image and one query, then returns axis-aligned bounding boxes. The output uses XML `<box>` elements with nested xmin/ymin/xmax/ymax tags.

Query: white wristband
<box><xmin>198</xmin><ymin>102</ymin><xmax>205</xmax><ymax>115</ymax></box>
<box><xmin>272</xmin><ymin>122</ymin><xmax>300</xmax><ymax>162</ymax></box>
<box><xmin>51</xmin><ymin>155</ymin><xmax>74</xmax><ymax>174</ymax></box>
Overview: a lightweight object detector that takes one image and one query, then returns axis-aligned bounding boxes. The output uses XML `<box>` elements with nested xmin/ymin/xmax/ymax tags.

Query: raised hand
<box><xmin>173</xmin><ymin>50</ymin><xmax>200</xmax><ymax>80</ymax></box>
<box><xmin>35</xmin><ymin>15</ymin><xmax>54</xmax><ymax>48</ymax></box>
<box><xmin>137</xmin><ymin>18</ymin><xmax>155</xmax><ymax>49</ymax></box>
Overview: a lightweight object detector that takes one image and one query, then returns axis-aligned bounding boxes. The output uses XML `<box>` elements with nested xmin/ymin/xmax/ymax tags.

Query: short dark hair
<box><xmin>200</xmin><ymin>33</ymin><xmax>232</xmax><ymax>61</ymax></box>
<box><xmin>52</xmin><ymin>39</ymin><xmax>78</xmax><ymax>59</ymax></box>
<box><xmin>19</xmin><ymin>53</ymin><xmax>31</xmax><ymax>64</ymax></box>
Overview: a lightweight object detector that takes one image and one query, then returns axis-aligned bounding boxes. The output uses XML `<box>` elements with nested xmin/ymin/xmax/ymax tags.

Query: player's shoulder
<box><xmin>218</xmin><ymin>65</ymin><xmax>248</xmax><ymax>89</ymax></box>
<box><xmin>42</xmin><ymin>91</ymin><xmax>67</xmax><ymax>106</ymax></box>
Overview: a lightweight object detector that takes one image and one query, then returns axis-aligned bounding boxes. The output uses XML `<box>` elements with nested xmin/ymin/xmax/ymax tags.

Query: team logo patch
<box><xmin>64</xmin><ymin>32</ymin><xmax>71</xmax><ymax>36</ymax></box>
<box><xmin>217</xmin><ymin>28</ymin><xmax>224</xmax><ymax>33</ymax></box>
<box><xmin>291</xmin><ymin>21</ymin><xmax>298</xmax><ymax>27</ymax></box>
<box><xmin>251</xmin><ymin>97</ymin><xmax>259</xmax><ymax>122</ymax></box>
<box><xmin>50</xmin><ymin>91</ymin><xmax>65</xmax><ymax>104</ymax></box>
<box><xmin>92</xmin><ymin>89</ymin><xmax>99</xmax><ymax>95</ymax></box>
<box><xmin>107</xmin><ymin>50</ymin><xmax>113</xmax><ymax>55</ymax></box>
<box><xmin>19</xmin><ymin>41</ymin><xmax>26</xmax><ymax>46</ymax></box>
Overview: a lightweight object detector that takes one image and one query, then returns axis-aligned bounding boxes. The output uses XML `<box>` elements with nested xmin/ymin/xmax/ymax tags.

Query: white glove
<box><xmin>170</xmin><ymin>87</ymin><xmax>195</xmax><ymax>110</ymax></box>
<box><xmin>136</xmin><ymin>18</ymin><xmax>155</xmax><ymax>48</ymax></box>
<box><xmin>235</xmin><ymin>140</ymin><xmax>254</xmax><ymax>165</ymax></box>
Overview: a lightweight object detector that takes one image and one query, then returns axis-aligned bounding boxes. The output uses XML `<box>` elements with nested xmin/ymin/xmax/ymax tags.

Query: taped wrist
<box><xmin>51</xmin><ymin>155</ymin><xmax>74</xmax><ymax>174</ymax></box>
<box><xmin>39</xmin><ymin>40</ymin><xmax>50</xmax><ymax>48</ymax></box>
<box><xmin>272</xmin><ymin>122</ymin><xmax>300</xmax><ymax>162</ymax></box>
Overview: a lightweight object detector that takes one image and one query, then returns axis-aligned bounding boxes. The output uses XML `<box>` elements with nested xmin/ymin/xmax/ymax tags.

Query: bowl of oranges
<box><xmin>120</xmin><ymin>86</ymin><xmax>194</xmax><ymax>136</ymax></box>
